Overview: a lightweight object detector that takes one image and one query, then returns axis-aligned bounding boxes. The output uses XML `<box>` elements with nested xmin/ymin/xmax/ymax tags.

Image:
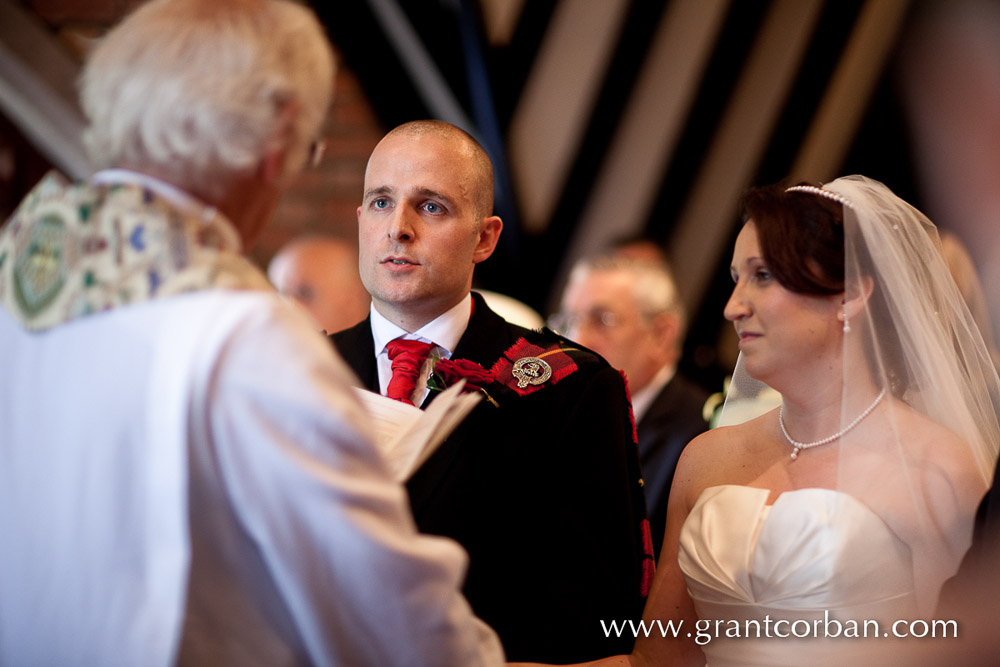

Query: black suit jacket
<box><xmin>635</xmin><ymin>373</ymin><xmax>709</xmax><ymax>560</ymax></box>
<box><xmin>331</xmin><ymin>293</ymin><xmax>649</xmax><ymax>663</ymax></box>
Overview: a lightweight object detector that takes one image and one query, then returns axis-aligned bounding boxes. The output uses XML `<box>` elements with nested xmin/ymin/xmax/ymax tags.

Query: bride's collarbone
<box><xmin>682</xmin><ymin>419</ymin><xmax>835</xmax><ymax>506</ymax></box>
<box><xmin>736</xmin><ymin>441</ymin><xmax>838</xmax><ymax>498</ymax></box>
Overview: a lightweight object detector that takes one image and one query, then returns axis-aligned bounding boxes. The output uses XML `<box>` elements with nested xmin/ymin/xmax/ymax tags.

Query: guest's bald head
<box><xmin>268</xmin><ymin>236</ymin><xmax>370</xmax><ymax>333</ymax></box>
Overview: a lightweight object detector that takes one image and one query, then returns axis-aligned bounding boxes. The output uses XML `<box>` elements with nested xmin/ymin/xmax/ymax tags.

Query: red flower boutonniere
<box><xmin>427</xmin><ymin>357</ymin><xmax>500</xmax><ymax>407</ymax></box>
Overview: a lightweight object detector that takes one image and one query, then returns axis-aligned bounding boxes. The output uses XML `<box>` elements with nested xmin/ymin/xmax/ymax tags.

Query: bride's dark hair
<box><xmin>739</xmin><ymin>181</ymin><xmax>908</xmax><ymax>393</ymax></box>
<box><xmin>738</xmin><ymin>183</ymin><xmax>844</xmax><ymax>296</ymax></box>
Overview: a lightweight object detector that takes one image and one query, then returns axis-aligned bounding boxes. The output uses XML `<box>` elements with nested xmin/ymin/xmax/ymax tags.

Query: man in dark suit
<box><xmin>330</xmin><ymin>120</ymin><xmax>651</xmax><ymax>664</ymax></box>
<box><xmin>555</xmin><ymin>252</ymin><xmax>709</xmax><ymax>560</ymax></box>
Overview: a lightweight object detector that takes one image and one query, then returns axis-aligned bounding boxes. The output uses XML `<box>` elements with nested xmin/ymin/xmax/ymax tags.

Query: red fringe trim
<box><xmin>620</xmin><ymin>370</ymin><xmax>639</xmax><ymax>445</ymax></box>
<box><xmin>640</xmin><ymin>519</ymin><xmax>656</xmax><ymax>596</ymax></box>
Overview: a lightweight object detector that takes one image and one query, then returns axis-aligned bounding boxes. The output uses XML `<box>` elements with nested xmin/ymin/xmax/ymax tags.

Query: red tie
<box><xmin>385</xmin><ymin>338</ymin><xmax>435</xmax><ymax>405</ymax></box>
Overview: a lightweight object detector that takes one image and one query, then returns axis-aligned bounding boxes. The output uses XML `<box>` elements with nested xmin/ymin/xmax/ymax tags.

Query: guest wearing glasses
<box><xmin>553</xmin><ymin>252</ymin><xmax>708</xmax><ymax>560</ymax></box>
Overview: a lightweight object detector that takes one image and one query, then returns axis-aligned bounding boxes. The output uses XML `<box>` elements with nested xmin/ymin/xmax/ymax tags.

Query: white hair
<box><xmin>568</xmin><ymin>252</ymin><xmax>687</xmax><ymax>336</ymax></box>
<box><xmin>80</xmin><ymin>0</ymin><xmax>335</xmax><ymax>199</ymax></box>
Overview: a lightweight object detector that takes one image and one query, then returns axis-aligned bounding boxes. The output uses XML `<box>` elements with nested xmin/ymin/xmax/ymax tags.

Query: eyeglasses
<box><xmin>547</xmin><ymin>309</ymin><xmax>624</xmax><ymax>335</ymax></box>
<box><xmin>308</xmin><ymin>139</ymin><xmax>327</xmax><ymax>168</ymax></box>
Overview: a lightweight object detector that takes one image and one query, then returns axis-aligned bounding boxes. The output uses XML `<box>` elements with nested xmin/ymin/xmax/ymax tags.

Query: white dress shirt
<box><xmin>370</xmin><ymin>294</ymin><xmax>473</xmax><ymax>406</ymax></box>
<box><xmin>628</xmin><ymin>363</ymin><xmax>677</xmax><ymax>423</ymax></box>
<box><xmin>0</xmin><ymin>288</ymin><xmax>502</xmax><ymax>666</ymax></box>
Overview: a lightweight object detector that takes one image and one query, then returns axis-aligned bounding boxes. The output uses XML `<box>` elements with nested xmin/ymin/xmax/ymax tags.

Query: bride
<box><xmin>515</xmin><ymin>175</ymin><xmax>1000</xmax><ymax>666</ymax></box>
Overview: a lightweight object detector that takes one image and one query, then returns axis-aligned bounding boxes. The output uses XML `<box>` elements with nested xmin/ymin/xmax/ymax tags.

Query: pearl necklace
<box><xmin>779</xmin><ymin>389</ymin><xmax>886</xmax><ymax>460</ymax></box>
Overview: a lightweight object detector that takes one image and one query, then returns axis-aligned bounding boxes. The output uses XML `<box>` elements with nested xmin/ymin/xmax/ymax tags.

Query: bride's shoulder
<box><xmin>682</xmin><ymin>410</ymin><xmax>775</xmax><ymax>459</ymax></box>
<box><xmin>892</xmin><ymin>401</ymin><xmax>976</xmax><ymax>458</ymax></box>
<box><xmin>674</xmin><ymin>411</ymin><xmax>776</xmax><ymax>496</ymax></box>
<box><xmin>888</xmin><ymin>400</ymin><xmax>987</xmax><ymax>496</ymax></box>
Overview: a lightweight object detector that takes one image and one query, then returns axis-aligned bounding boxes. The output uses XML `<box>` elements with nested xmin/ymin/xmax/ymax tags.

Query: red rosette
<box><xmin>427</xmin><ymin>357</ymin><xmax>499</xmax><ymax>406</ymax></box>
<box><xmin>433</xmin><ymin>358</ymin><xmax>494</xmax><ymax>387</ymax></box>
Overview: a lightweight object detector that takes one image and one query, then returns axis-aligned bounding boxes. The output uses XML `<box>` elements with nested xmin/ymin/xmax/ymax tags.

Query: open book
<box><xmin>353</xmin><ymin>381</ymin><xmax>481</xmax><ymax>481</ymax></box>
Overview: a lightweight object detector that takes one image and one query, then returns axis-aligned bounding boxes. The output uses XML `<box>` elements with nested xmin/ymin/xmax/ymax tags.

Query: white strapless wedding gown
<box><xmin>678</xmin><ymin>485</ymin><xmax>917</xmax><ymax>666</ymax></box>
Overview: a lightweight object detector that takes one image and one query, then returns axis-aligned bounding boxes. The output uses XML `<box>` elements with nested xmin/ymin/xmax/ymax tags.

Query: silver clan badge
<box><xmin>511</xmin><ymin>357</ymin><xmax>553</xmax><ymax>389</ymax></box>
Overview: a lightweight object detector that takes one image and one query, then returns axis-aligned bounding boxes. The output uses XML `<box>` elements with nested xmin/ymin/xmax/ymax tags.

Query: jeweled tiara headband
<box><xmin>785</xmin><ymin>185</ymin><xmax>855</xmax><ymax>210</ymax></box>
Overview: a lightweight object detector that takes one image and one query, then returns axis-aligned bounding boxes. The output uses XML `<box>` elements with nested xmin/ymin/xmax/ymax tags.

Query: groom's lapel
<box><xmin>408</xmin><ymin>293</ymin><xmax>515</xmax><ymax>513</ymax></box>
<box><xmin>329</xmin><ymin>317</ymin><xmax>379</xmax><ymax>392</ymax></box>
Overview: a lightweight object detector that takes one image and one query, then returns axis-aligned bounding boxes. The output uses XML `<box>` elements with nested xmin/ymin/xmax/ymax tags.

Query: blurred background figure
<box><xmin>268</xmin><ymin>235</ymin><xmax>370</xmax><ymax>334</ymax></box>
<box><xmin>938</xmin><ymin>230</ymin><xmax>1000</xmax><ymax>370</ymax></box>
<box><xmin>476</xmin><ymin>288</ymin><xmax>544</xmax><ymax>330</ymax></box>
<box><xmin>898</xmin><ymin>0</ymin><xmax>1000</xmax><ymax>361</ymax></box>
<box><xmin>553</xmin><ymin>252</ymin><xmax>708</xmax><ymax>559</ymax></box>
<box><xmin>610</xmin><ymin>234</ymin><xmax>673</xmax><ymax>265</ymax></box>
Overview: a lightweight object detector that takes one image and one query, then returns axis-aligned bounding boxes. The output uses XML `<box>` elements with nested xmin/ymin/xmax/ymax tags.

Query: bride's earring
<box><xmin>842</xmin><ymin>308</ymin><xmax>850</xmax><ymax>333</ymax></box>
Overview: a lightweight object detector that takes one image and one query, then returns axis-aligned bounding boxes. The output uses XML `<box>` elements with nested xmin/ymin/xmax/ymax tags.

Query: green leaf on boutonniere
<box><xmin>426</xmin><ymin>371</ymin><xmax>447</xmax><ymax>393</ymax></box>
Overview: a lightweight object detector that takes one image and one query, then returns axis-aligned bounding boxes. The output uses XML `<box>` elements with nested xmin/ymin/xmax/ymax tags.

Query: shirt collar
<box><xmin>370</xmin><ymin>293</ymin><xmax>473</xmax><ymax>358</ymax></box>
<box><xmin>630</xmin><ymin>363</ymin><xmax>677</xmax><ymax>422</ymax></box>
<box><xmin>90</xmin><ymin>169</ymin><xmax>240</xmax><ymax>250</ymax></box>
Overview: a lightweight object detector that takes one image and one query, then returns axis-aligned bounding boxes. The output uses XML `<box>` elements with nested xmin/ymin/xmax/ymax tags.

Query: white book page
<box><xmin>353</xmin><ymin>381</ymin><xmax>481</xmax><ymax>481</ymax></box>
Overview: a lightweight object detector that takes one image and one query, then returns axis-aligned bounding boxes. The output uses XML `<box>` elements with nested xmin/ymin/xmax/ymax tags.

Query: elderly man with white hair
<box><xmin>0</xmin><ymin>1</ymin><xmax>503</xmax><ymax>665</ymax></box>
